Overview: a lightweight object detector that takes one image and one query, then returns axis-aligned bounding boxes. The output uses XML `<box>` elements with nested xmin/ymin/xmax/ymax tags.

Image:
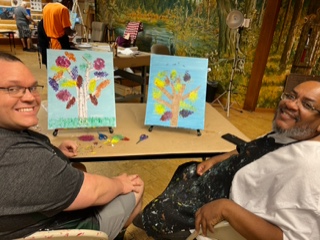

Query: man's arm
<box><xmin>58</xmin><ymin>140</ymin><xmax>78</xmax><ymax>157</ymax></box>
<box><xmin>64</xmin><ymin>26</ymin><xmax>75</xmax><ymax>36</ymax></box>
<box><xmin>61</xmin><ymin>7</ymin><xmax>75</xmax><ymax>36</ymax></box>
<box><xmin>26</xmin><ymin>14</ymin><xmax>36</xmax><ymax>24</ymax></box>
<box><xmin>195</xmin><ymin>199</ymin><xmax>283</xmax><ymax>240</ymax></box>
<box><xmin>197</xmin><ymin>149</ymin><xmax>238</xmax><ymax>175</ymax></box>
<box><xmin>64</xmin><ymin>172</ymin><xmax>144</xmax><ymax>210</ymax></box>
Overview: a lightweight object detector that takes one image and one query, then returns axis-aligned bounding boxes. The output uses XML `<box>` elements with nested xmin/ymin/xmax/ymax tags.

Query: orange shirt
<box><xmin>43</xmin><ymin>3</ymin><xmax>71</xmax><ymax>49</ymax></box>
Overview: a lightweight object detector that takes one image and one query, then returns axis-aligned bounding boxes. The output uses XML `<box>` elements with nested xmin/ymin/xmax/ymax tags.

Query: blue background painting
<box><xmin>47</xmin><ymin>50</ymin><xmax>116</xmax><ymax>129</ymax></box>
<box><xmin>145</xmin><ymin>54</ymin><xmax>208</xmax><ymax>130</ymax></box>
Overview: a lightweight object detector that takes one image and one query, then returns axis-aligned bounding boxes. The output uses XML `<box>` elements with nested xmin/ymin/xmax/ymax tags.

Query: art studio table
<box><xmin>77</xmin><ymin>43</ymin><xmax>151</xmax><ymax>103</ymax></box>
<box><xmin>35</xmin><ymin>101</ymin><xmax>250</xmax><ymax>162</ymax></box>
<box><xmin>0</xmin><ymin>29</ymin><xmax>16</xmax><ymax>54</ymax></box>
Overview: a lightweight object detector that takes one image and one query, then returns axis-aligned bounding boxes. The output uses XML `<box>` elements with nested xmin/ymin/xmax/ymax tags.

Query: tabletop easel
<box><xmin>148</xmin><ymin>125</ymin><xmax>202</xmax><ymax>136</ymax></box>
<box><xmin>53</xmin><ymin>127</ymin><xmax>113</xmax><ymax>137</ymax></box>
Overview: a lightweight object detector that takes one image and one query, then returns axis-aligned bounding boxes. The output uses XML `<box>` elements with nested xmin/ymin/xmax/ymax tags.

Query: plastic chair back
<box><xmin>151</xmin><ymin>44</ymin><xmax>170</xmax><ymax>55</ymax></box>
<box><xmin>16</xmin><ymin>229</ymin><xmax>108</xmax><ymax>240</ymax></box>
<box><xmin>91</xmin><ymin>21</ymin><xmax>107</xmax><ymax>42</ymax></box>
<box><xmin>187</xmin><ymin>221</ymin><xmax>246</xmax><ymax>240</ymax></box>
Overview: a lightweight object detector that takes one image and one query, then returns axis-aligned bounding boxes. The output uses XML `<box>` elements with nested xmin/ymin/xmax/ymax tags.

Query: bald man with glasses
<box><xmin>136</xmin><ymin>80</ymin><xmax>320</xmax><ymax>240</ymax></box>
<box><xmin>0</xmin><ymin>51</ymin><xmax>144</xmax><ymax>240</ymax></box>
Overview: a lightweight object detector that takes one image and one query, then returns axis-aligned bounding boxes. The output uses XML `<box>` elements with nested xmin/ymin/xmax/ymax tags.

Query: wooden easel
<box><xmin>71</xmin><ymin>0</ymin><xmax>88</xmax><ymax>42</ymax></box>
<box><xmin>85</xmin><ymin>5</ymin><xmax>95</xmax><ymax>33</ymax></box>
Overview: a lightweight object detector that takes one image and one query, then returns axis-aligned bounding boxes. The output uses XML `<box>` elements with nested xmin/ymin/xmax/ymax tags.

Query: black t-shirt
<box><xmin>0</xmin><ymin>129</ymin><xmax>98</xmax><ymax>239</ymax></box>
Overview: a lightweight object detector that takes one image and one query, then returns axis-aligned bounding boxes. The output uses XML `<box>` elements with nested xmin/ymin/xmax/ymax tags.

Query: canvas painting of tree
<box><xmin>145</xmin><ymin>55</ymin><xmax>208</xmax><ymax>130</ymax></box>
<box><xmin>47</xmin><ymin>50</ymin><xmax>116</xmax><ymax>130</ymax></box>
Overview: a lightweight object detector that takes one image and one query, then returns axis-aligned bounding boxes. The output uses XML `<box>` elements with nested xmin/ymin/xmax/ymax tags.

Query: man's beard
<box><xmin>272</xmin><ymin>120</ymin><xmax>317</xmax><ymax>140</ymax></box>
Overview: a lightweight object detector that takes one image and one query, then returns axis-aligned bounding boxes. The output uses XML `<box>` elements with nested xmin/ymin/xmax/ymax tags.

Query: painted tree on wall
<box><xmin>101</xmin><ymin>0</ymin><xmax>319</xmax><ymax>108</ymax></box>
<box><xmin>96</xmin><ymin>0</ymin><xmax>118</xmax><ymax>28</ymax></box>
<box><xmin>216</xmin><ymin>0</ymin><xmax>232</xmax><ymax>56</ymax></box>
<box><xmin>279</xmin><ymin>0</ymin><xmax>305</xmax><ymax>70</ymax></box>
<box><xmin>291</xmin><ymin>1</ymin><xmax>320</xmax><ymax>75</ymax></box>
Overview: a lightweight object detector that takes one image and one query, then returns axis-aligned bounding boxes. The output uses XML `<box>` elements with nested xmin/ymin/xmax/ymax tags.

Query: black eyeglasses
<box><xmin>0</xmin><ymin>85</ymin><xmax>44</xmax><ymax>98</ymax></box>
<box><xmin>281</xmin><ymin>92</ymin><xmax>320</xmax><ymax>114</ymax></box>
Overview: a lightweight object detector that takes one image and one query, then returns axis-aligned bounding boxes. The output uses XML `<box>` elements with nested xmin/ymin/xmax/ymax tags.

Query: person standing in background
<box><xmin>13</xmin><ymin>1</ymin><xmax>36</xmax><ymax>52</ymax></box>
<box><xmin>42</xmin><ymin>0</ymin><xmax>75</xmax><ymax>50</ymax></box>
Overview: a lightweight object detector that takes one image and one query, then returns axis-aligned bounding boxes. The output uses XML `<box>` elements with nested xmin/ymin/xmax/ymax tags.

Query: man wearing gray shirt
<box><xmin>14</xmin><ymin>1</ymin><xmax>36</xmax><ymax>52</ymax></box>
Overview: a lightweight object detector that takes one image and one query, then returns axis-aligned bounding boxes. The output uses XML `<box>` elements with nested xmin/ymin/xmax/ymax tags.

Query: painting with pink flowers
<box><xmin>47</xmin><ymin>50</ymin><xmax>116</xmax><ymax>129</ymax></box>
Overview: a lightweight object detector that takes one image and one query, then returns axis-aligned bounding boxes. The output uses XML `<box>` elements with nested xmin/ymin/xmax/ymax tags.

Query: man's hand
<box><xmin>195</xmin><ymin>199</ymin><xmax>228</xmax><ymax>236</ymax></box>
<box><xmin>195</xmin><ymin>199</ymin><xmax>283</xmax><ymax>240</ymax></box>
<box><xmin>59</xmin><ymin>140</ymin><xmax>78</xmax><ymax>157</ymax></box>
<box><xmin>113</xmin><ymin>173</ymin><xmax>143</xmax><ymax>195</ymax></box>
<box><xmin>197</xmin><ymin>159</ymin><xmax>215</xmax><ymax>176</ymax></box>
<box><xmin>65</xmin><ymin>27</ymin><xmax>76</xmax><ymax>37</ymax></box>
<box><xmin>197</xmin><ymin>150</ymin><xmax>238</xmax><ymax>176</ymax></box>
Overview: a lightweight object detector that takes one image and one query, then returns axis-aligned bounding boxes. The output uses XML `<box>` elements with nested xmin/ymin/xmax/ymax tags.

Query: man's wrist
<box><xmin>221</xmin><ymin>199</ymin><xmax>236</xmax><ymax>221</ymax></box>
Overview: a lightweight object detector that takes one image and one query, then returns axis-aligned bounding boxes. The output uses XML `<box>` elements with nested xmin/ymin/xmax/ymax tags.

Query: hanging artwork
<box><xmin>30</xmin><ymin>0</ymin><xmax>43</xmax><ymax>12</ymax></box>
<box><xmin>47</xmin><ymin>50</ymin><xmax>116</xmax><ymax>130</ymax></box>
<box><xmin>0</xmin><ymin>7</ymin><xmax>14</xmax><ymax>19</ymax></box>
<box><xmin>145</xmin><ymin>55</ymin><xmax>208</xmax><ymax>130</ymax></box>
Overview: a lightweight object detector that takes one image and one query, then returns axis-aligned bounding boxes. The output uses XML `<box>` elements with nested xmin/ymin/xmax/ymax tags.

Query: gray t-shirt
<box><xmin>0</xmin><ymin>129</ymin><xmax>85</xmax><ymax>239</ymax></box>
<box><xmin>14</xmin><ymin>6</ymin><xmax>29</xmax><ymax>26</ymax></box>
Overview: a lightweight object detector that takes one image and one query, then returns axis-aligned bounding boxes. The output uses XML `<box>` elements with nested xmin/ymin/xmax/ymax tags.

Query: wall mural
<box><xmin>95</xmin><ymin>0</ymin><xmax>320</xmax><ymax>109</ymax></box>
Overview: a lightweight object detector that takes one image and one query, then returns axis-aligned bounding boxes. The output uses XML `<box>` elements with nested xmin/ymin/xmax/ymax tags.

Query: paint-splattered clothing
<box><xmin>142</xmin><ymin>133</ymin><xmax>295</xmax><ymax>237</ymax></box>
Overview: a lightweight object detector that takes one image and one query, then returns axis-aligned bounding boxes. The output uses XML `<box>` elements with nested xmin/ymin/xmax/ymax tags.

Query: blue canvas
<box><xmin>145</xmin><ymin>54</ymin><xmax>208</xmax><ymax>130</ymax></box>
<box><xmin>47</xmin><ymin>50</ymin><xmax>116</xmax><ymax>129</ymax></box>
<box><xmin>70</xmin><ymin>11</ymin><xmax>78</xmax><ymax>29</ymax></box>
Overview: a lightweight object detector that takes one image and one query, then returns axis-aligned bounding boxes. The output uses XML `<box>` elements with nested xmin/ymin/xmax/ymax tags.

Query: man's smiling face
<box><xmin>0</xmin><ymin>60</ymin><xmax>41</xmax><ymax>131</ymax></box>
<box><xmin>273</xmin><ymin>81</ymin><xmax>320</xmax><ymax>140</ymax></box>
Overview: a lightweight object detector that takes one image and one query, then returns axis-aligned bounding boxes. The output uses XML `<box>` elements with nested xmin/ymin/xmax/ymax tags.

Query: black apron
<box><xmin>142</xmin><ymin>133</ymin><xmax>296</xmax><ymax>238</ymax></box>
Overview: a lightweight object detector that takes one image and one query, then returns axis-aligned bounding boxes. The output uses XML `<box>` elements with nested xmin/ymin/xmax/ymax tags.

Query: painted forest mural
<box><xmin>95</xmin><ymin>0</ymin><xmax>320</xmax><ymax>109</ymax></box>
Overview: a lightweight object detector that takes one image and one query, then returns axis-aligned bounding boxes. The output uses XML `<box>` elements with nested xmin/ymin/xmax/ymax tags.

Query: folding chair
<box><xmin>151</xmin><ymin>44</ymin><xmax>170</xmax><ymax>55</ymax></box>
<box><xmin>116</xmin><ymin>22</ymin><xmax>143</xmax><ymax>47</ymax></box>
<box><xmin>187</xmin><ymin>221</ymin><xmax>245</xmax><ymax>240</ymax></box>
<box><xmin>123</xmin><ymin>21</ymin><xmax>143</xmax><ymax>46</ymax></box>
<box><xmin>91</xmin><ymin>21</ymin><xmax>107</xmax><ymax>42</ymax></box>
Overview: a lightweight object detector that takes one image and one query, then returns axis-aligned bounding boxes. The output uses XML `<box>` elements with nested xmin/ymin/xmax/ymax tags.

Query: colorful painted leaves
<box><xmin>47</xmin><ymin>50</ymin><xmax>116</xmax><ymax>130</ymax></box>
<box><xmin>146</xmin><ymin>55</ymin><xmax>208</xmax><ymax>131</ymax></box>
<box><xmin>49</xmin><ymin>51</ymin><xmax>111</xmax><ymax>113</ymax></box>
<box><xmin>153</xmin><ymin>69</ymin><xmax>199</xmax><ymax>126</ymax></box>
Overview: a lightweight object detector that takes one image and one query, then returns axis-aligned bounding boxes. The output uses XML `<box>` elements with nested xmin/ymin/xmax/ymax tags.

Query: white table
<box><xmin>35</xmin><ymin>101</ymin><xmax>250</xmax><ymax>162</ymax></box>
